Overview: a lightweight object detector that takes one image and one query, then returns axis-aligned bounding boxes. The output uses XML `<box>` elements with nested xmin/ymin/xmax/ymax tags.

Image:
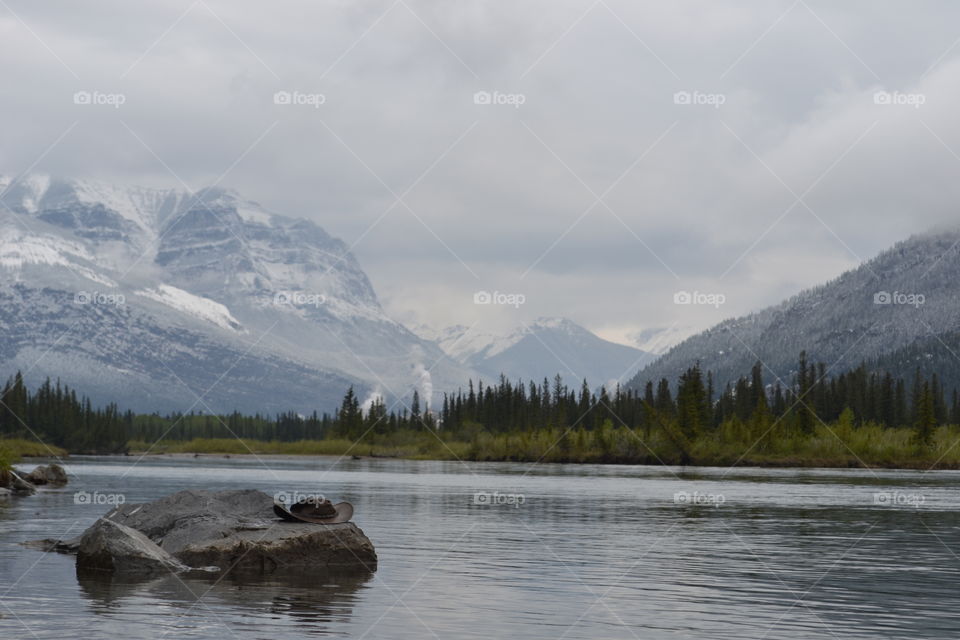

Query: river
<box><xmin>1</xmin><ymin>455</ymin><xmax>958</xmax><ymax>638</ymax></box>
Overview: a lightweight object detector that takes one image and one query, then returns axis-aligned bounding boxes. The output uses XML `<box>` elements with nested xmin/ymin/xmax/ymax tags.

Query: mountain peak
<box><xmin>420</xmin><ymin>317</ymin><xmax>653</xmax><ymax>386</ymax></box>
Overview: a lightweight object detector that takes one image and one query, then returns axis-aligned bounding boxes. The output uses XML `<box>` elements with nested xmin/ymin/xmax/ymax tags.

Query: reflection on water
<box><xmin>77</xmin><ymin>567</ymin><xmax>373</xmax><ymax>636</ymax></box>
<box><xmin>1</xmin><ymin>455</ymin><xmax>959</xmax><ymax>639</ymax></box>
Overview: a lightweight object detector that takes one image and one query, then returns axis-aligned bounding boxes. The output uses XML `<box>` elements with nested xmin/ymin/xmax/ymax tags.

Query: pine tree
<box><xmin>914</xmin><ymin>382</ymin><xmax>936</xmax><ymax>448</ymax></box>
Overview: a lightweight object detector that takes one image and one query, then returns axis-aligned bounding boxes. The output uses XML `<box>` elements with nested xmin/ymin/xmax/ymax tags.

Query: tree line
<box><xmin>0</xmin><ymin>351</ymin><xmax>954</xmax><ymax>453</ymax></box>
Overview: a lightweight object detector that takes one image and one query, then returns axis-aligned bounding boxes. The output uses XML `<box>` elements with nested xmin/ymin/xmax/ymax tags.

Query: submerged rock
<box><xmin>67</xmin><ymin>489</ymin><xmax>376</xmax><ymax>575</ymax></box>
<box><xmin>77</xmin><ymin>518</ymin><xmax>190</xmax><ymax>574</ymax></box>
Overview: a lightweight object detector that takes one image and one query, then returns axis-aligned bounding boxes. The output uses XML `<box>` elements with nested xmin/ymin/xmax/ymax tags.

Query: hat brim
<box><xmin>273</xmin><ymin>500</ymin><xmax>354</xmax><ymax>524</ymax></box>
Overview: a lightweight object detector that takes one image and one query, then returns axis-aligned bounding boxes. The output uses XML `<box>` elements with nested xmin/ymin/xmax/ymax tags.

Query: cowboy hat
<box><xmin>273</xmin><ymin>496</ymin><xmax>354</xmax><ymax>524</ymax></box>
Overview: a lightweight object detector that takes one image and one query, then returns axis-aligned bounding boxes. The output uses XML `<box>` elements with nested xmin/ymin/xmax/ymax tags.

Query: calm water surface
<box><xmin>1</xmin><ymin>455</ymin><xmax>958</xmax><ymax>639</ymax></box>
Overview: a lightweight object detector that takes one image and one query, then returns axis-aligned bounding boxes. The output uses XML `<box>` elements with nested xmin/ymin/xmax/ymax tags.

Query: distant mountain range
<box><xmin>0</xmin><ymin>175</ymin><xmax>650</xmax><ymax>414</ymax></box>
<box><xmin>416</xmin><ymin>318</ymin><xmax>654</xmax><ymax>388</ymax></box>
<box><xmin>627</xmin><ymin>228</ymin><xmax>960</xmax><ymax>394</ymax></box>
<box><xmin>10</xmin><ymin>175</ymin><xmax>957</xmax><ymax>414</ymax></box>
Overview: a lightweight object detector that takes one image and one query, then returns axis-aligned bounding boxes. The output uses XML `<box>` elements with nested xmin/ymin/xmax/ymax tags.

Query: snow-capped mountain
<box><xmin>419</xmin><ymin>318</ymin><xmax>654</xmax><ymax>388</ymax></box>
<box><xmin>0</xmin><ymin>174</ymin><xmax>469</xmax><ymax>413</ymax></box>
<box><xmin>627</xmin><ymin>228</ymin><xmax>960</xmax><ymax>393</ymax></box>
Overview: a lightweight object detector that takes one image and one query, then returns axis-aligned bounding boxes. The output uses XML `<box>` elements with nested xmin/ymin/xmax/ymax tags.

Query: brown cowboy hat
<box><xmin>273</xmin><ymin>496</ymin><xmax>354</xmax><ymax>524</ymax></box>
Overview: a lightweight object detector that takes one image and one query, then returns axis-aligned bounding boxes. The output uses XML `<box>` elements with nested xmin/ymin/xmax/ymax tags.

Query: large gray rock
<box><xmin>77</xmin><ymin>518</ymin><xmax>190</xmax><ymax>574</ymax></box>
<box><xmin>95</xmin><ymin>489</ymin><xmax>377</xmax><ymax>574</ymax></box>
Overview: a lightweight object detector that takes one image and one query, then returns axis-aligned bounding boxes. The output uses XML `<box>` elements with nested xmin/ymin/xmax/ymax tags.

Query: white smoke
<box><xmin>413</xmin><ymin>362</ymin><xmax>433</xmax><ymax>412</ymax></box>
<box><xmin>361</xmin><ymin>389</ymin><xmax>383</xmax><ymax>415</ymax></box>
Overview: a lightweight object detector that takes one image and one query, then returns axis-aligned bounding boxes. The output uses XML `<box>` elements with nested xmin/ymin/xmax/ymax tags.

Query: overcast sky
<box><xmin>3</xmin><ymin>0</ymin><xmax>960</xmax><ymax>347</ymax></box>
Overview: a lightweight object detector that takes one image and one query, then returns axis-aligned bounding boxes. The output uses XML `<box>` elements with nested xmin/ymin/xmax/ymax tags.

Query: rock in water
<box><xmin>77</xmin><ymin>518</ymin><xmax>190</xmax><ymax>574</ymax></box>
<box><xmin>9</xmin><ymin>470</ymin><xmax>36</xmax><ymax>495</ymax></box>
<box><xmin>24</xmin><ymin>463</ymin><xmax>68</xmax><ymax>486</ymax></box>
<box><xmin>95</xmin><ymin>489</ymin><xmax>377</xmax><ymax>574</ymax></box>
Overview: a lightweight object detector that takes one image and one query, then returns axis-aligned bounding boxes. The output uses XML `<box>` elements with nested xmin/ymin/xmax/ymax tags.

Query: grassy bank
<box><xmin>125</xmin><ymin>422</ymin><xmax>960</xmax><ymax>470</ymax></box>
<box><xmin>127</xmin><ymin>431</ymin><xmax>471</xmax><ymax>460</ymax></box>
<box><xmin>0</xmin><ymin>438</ymin><xmax>68</xmax><ymax>470</ymax></box>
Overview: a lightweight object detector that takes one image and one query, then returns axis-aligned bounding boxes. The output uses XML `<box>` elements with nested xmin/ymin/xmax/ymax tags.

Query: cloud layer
<box><xmin>3</xmin><ymin>0</ymin><xmax>960</xmax><ymax>346</ymax></box>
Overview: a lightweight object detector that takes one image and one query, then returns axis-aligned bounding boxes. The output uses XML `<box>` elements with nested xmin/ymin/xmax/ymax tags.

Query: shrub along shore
<box><xmin>127</xmin><ymin>419</ymin><xmax>960</xmax><ymax>470</ymax></box>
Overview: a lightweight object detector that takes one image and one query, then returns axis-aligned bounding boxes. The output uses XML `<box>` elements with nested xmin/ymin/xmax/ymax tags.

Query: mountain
<box><xmin>628</xmin><ymin>325</ymin><xmax>699</xmax><ymax>355</ymax></box>
<box><xmin>420</xmin><ymin>318</ymin><xmax>654</xmax><ymax>388</ymax></box>
<box><xmin>627</xmin><ymin>228</ymin><xmax>960</xmax><ymax>393</ymax></box>
<box><xmin>0</xmin><ymin>174</ymin><xmax>470</xmax><ymax>414</ymax></box>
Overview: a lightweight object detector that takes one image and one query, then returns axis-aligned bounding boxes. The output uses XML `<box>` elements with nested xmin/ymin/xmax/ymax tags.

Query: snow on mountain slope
<box><xmin>136</xmin><ymin>284</ymin><xmax>244</xmax><ymax>332</ymax></box>
<box><xmin>0</xmin><ymin>174</ymin><xmax>471</xmax><ymax>413</ymax></box>
<box><xmin>628</xmin><ymin>325</ymin><xmax>700</xmax><ymax>356</ymax></box>
<box><xmin>627</xmin><ymin>228</ymin><xmax>960</xmax><ymax>393</ymax></box>
<box><xmin>422</xmin><ymin>318</ymin><xmax>654</xmax><ymax>387</ymax></box>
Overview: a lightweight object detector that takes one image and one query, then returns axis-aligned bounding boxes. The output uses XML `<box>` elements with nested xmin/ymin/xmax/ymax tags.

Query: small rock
<box><xmin>24</xmin><ymin>464</ymin><xmax>68</xmax><ymax>486</ymax></box>
<box><xmin>9</xmin><ymin>470</ymin><xmax>36</xmax><ymax>495</ymax></box>
<box><xmin>21</xmin><ymin>536</ymin><xmax>82</xmax><ymax>553</ymax></box>
<box><xmin>77</xmin><ymin>518</ymin><xmax>190</xmax><ymax>575</ymax></box>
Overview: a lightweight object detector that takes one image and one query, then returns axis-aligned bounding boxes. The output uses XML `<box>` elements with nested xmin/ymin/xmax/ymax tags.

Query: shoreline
<box><xmin>48</xmin><ymin>449</ymin><xmax>960</xmax><ymax>472</ymax></box>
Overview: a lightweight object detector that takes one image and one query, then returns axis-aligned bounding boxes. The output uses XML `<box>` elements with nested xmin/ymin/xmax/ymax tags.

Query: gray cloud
<box><xmin>3</xmin><ymin>0</ymin><xmax>960</xmax><ymax>345</ymax></box>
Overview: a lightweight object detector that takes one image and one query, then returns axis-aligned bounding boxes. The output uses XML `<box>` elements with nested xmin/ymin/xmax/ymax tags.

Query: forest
<box><xmin>2</xmin><ymin>351</ymin><xmax>959</xmax><ymax>468</ymax></box>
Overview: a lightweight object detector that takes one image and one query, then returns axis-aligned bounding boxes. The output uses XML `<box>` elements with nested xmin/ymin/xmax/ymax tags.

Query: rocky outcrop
<box><xmin>77</xmin><ymin>518</ymin><xmax>191</xmax><ymax>574</ymax></box>
<box><xmin>60</xmin><ymin>489</ymin><xmax>376</xmax><ymax>575</ymax></box>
